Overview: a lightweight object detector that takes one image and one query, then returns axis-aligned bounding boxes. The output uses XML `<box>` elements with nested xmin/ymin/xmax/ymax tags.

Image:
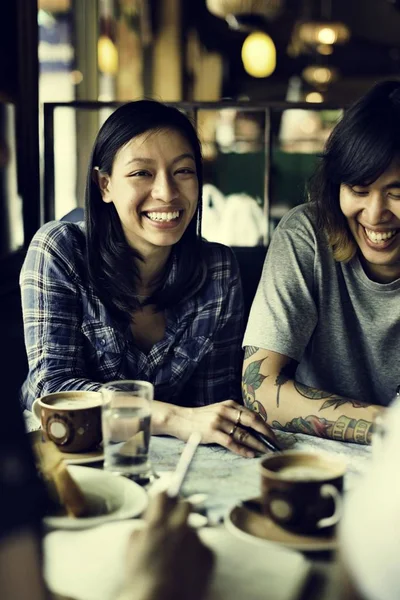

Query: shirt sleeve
<box><xmin>20</xmin><ymin>223</ymin><xmax>102</xmax><ymax>409</ymax></box>
<box><xmin>180</xmin><ymin>246</ymin><xmax>245</xmax><ymax>406</ymax></box>
<box><xmin>243</xmin><ymin>207</ymin><xmax>318</xmax><ymax>362</ymax></box>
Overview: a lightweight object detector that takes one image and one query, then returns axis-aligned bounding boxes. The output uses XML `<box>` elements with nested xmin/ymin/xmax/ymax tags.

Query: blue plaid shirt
<box><xmin>20</xmin><ymin>221</ymin><xmax>244</xmax><ymax>410</ymax></box>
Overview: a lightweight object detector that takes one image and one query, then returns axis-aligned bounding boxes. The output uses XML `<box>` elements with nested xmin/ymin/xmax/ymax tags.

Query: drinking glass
<box><xmin>101</xmin><ymin>380</ymin><xmax>153</xmax><ymax>480</ymax></box>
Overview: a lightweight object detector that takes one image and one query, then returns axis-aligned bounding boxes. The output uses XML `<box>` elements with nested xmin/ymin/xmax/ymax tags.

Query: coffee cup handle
<box><xmin>317</xmin><ymin>484</ymin><xmax>342</xmax><ymax>529</ymax></box>
<box><xmin>31</xmin><ymin>399</ymin><xmax>41</xmax><ymax>424</ymax></box>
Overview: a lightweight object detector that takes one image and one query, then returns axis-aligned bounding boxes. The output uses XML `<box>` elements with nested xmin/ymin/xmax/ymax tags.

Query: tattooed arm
<box><xmin>242</xmin><ymin>347</ymin><xmax>384</xmax><ymax>445</ymax></box>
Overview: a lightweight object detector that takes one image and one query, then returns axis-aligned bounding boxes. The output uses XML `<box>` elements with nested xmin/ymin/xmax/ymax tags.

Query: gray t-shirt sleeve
<box><xmin>243</xmin><ymin>206</ymin><xmax>318</xmax><ymax>362</ymax></box>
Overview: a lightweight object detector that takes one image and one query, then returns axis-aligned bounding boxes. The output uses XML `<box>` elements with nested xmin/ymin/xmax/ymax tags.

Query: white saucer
<box><xmin>44</xmin><ymin>465</ymin><xmax>148</xmax><ymax>530</ymax></box>
<box><xmin>58</xmin><ymin>448</ymin><xmax>104</xmax><ymax>465</ymax></box>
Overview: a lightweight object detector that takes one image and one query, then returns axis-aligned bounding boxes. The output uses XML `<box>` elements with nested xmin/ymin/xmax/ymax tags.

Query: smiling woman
<box><xmin>20</xmin><ymin>99</ymin><xmax>278</xmax><ymax>458</ymax></box>
<box><xmin>339</xmin><ymin>160</ymin><xmax>400</xmax><ymax>283</ymax></box>
<box><xmin>242</xmin><ymin>80</ymin><xmax>400</xmax><ymax>445</ymax></box>
<box><xmin>96</xmin><ymin>129</ymin><xmax>199</xmax><ymax>257</ymax></box>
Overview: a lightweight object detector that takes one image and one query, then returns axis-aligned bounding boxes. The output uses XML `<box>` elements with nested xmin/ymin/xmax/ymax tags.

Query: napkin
<box><xmin>44</xmin><ymin>521</ymin><xmax>310</xmax><ymax>600</ymax></box>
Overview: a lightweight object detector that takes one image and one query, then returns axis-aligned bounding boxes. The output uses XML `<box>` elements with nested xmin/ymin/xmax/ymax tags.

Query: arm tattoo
<box><xmin>275</xmin><ymin>360</ymin><xmax>296</xmax><ymax>408</ymax></box>
<box><xmin>294</xmin><ymin>381</ymin><xmax>332</xmax><ymax>399</ymax></box>
<box><xmin>272</xmin><ymin>414</ymin><xmax>373</xmax><ymax>445</ymax></box>
<box><xmin>321</xmin><ymin>397</ymin><xmax>366</xmax><ymax>410</ymax></box>
<box><xmin>242</xmin><ymin>358</ymin><xmax>268</xmax><ymax>421</ymax></box>
<box><xmin>244</xmin><ymin>346</ymin><xmax>259</xmax><ymax>359</ymax></box>
<box><xmin>294</xmin><ymin>382</ymin><xmax>365</xmax><ymax>410</ymax></box>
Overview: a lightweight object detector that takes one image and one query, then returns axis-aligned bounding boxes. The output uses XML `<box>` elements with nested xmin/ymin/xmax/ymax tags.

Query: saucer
<box><xmin>28</xmin><ymin>430</ymin><xmax>104</xmax><ymax>465</ymax></box>
<box><xmin>225</xmin><ymin>497</ymin><xmax>337</xmax><ymax>552</ymax></box>
<box><xmin>44</xmin><ymin>465</ymin><xmax>148</xmax><ymax>530</ymax></box>
<box><xmin>56</xmin><ymin>447</ymin><xmax>104</xmax><ymax>465</ymax></box>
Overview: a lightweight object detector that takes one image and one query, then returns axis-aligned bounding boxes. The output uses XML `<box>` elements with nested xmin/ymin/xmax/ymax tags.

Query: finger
<box><xmin>220</xmin><ymin>399</ymin><xmax>240</xmax><ymax>409</ymax></box>
<box><xmin>165</xmin><ymin>499</ymin><xmax>191</xmax><ymax>529</ymax></box>
<box><xmin>214</xmin><ymin>404</ymin><xmax>275</xmax><ymax>440</ymax></box>
<box><xmin>145</xmin><ymin>491</ymin><xmax>176</xmax><ymax>526</ymax></box>
<box><xmin>215</xmin><ymin>403</ymin><xmax>259</xmax><ymax>431</ymax></box>
<box><xmin>231</xmin><ymin>425</ymin><xmax>273</xmax><ymax>455</ymax></box>
<box><xmin>216</xmin><ymin>405</ymin><xmax>279</xmax><ymax>453</ymax></box>
<box><xmin>233</xmin><ymin>406</ymin><xmax>279</xmax><ymax>443</ymax></box>
<box><xmin>213</xmin><ymin>430</ymin><xmax>256</xmax><ymax>458</ymax></box>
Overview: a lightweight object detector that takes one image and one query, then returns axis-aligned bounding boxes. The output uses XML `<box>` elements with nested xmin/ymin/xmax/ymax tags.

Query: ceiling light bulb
<box><xmin>302</xmin><ymin>65</ymin><xmax>339</xmax><ymax>86</ymax></box>
<box><xmin>317</xmin><ymin>27</ymin><xmax>337</xmax><ymax>45</ymax></box>
<box><xmin>98</xmin><ymin>35</ymin><xmax>118</xmax><ymax>75</ymax></box>
<box><xmin>241</xmin><ymin>31</ymin><xmax>276</xmax><ymax>78</ymax></box>
<box><xmin>297</xmin><ymin>21</ymin><xmax>350</xmax><ymax>46</ymax></box>
<box><xmin>305</xmin><ymin>91</ymin><xmax>324</xmax><ymax>103</ymax></box>
<box><xmin>313</xmin><ymin>67</ymin><xmax>331</xmax><ymax>83</ymax></box>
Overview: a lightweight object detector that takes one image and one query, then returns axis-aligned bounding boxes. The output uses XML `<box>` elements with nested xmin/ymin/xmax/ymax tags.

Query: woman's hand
<box><xmin>153</xmin><ymin>399</ymin><xmax>279</xmax><ymax>458</ymax></box>
<box><xmin>118</xmin><ymin>492</ymin><xmax>213</xmax><ymax>600</ymax></box>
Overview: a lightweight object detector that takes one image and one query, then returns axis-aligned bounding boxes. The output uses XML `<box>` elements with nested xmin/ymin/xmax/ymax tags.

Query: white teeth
<box><xmin>364</xmin><ymin>228</ymin><xmax>397</xmax><ymax>243</ymax></box>
<box><xmin>146</xmin><ymin>210</ymin><xmax>180</xmax><ymax>222</ymax></box>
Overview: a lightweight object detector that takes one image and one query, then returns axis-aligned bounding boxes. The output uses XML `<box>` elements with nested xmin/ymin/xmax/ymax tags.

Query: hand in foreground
<box><xmin>118</xmin><ymin>492</ymin><xmax>214</xmax><ymax>600</ymax></box>
<box><xmin>173</xmin><ymin>400</ymin><xmax>279</xmax><ymax>458</ymax></box>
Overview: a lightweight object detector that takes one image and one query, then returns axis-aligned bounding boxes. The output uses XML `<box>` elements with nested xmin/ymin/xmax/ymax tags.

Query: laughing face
<box><xmin>98</xmin><ymin>128</ymin><xmax>199</xmax><ymax>258</ymax></box>
<box><xmin>339</xmin><ymin>159</ymin><xmax>400</xmax><ymax>283</ymax></box>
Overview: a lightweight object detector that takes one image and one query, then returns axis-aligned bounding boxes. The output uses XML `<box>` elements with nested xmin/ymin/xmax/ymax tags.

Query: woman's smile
<box><xmin>340</xmin><ymin>160</ymin><xmax>400</xmax><ymax>282</ymax></box>
<box><xmin>361</xmin><ymin>225</ymin><xmax>399</xmax><ymax>250</ymax></box>
<box><xmin>142</xmin><ymin>208</ymin><xmax>184</xmax><ymax>229</ymax></box>
<box><xmin>98</xmin><ymin>128</ymin><xmax>199</xmax><ymax>257</ymax></box>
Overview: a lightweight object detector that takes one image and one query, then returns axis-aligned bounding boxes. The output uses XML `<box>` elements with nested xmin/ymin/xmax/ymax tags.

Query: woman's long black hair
<box><xmin>309</xmin><ymin>80</ymin><xmax>400</xmax><ymax>261</ymax></box>
<box><xmin>85</xmin><ymin>100</ymin><xmax>206</xmax><ymax>317</ymax></box>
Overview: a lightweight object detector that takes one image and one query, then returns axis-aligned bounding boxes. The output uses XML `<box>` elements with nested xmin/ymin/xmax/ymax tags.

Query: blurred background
<box><xmin>2</xmin><ymin>0</ymin><xmax>400</xmax><ymax>255</ymax></box>
<box><xmin>1</xmin><ymin>0</ymin><xmax>400</xmax><ymax>388</ymax></box>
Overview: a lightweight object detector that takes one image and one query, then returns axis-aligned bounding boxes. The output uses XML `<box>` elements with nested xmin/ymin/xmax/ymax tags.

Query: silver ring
<box><xmin>229</xmin><ymin>424</ymin><xmax>238</xmax><ymax>437</ymax></box>
<box><xmin>237</xmin><ymin>428</ymin><xmax>246</xmax><ymax>443</ymax></box>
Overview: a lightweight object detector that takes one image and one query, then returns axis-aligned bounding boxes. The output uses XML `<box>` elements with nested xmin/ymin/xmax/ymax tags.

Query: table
<box><xmin>25</xmin><ymin>410</ymin><xmax>373</xmax><ymax>600</ymax></box>
<box><xmin>147</xmin><ymin>429</ymin><xmax>372</xmax><ymax>600</ymax></box>
<box><xmin>24</xmin><ymin>409</ymin><xmax>372</xmax><ymax>524</ymax></box>
<box><xmin>148</xmin><ymin>429</ymin><xmax>372</xmax><ymax>524</ymax></box>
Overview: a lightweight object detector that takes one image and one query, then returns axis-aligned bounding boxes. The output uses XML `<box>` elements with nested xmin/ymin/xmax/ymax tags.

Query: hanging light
<box><xmin>206</xmin><ymin>0</ymin><xmax>282</xmax><ymax>20</ymax></box>
<box><xmin>305</xmin><ymin>91</ymin><xmax>324</xmax><ymax>103</ymax></box>
<box><xmin>241</xmin><ymin>31</ymin><xmax>276</xmax><ymax>77</ymax></box>
<box><xmin>297</xmin><ymin>21</ymin><xmax>350</xmax><ymax>46</ymax></box>
<box><xmin>98</xmin><ymin>35</ymin><xmax>118</xmax><ymax>75</ymax></box>
<box><xmin>302</xmin><ymin>65</ymin><xmax>339</xmax><ymax>86</ymax></box>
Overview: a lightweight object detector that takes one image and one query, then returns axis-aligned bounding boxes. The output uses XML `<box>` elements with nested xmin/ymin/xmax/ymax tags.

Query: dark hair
<box><xmin>85</xmin><ymin>100</ymin><xmax>206</xmax><ymax>316</ymax></box>
<box><xmin>309</xmin><ymin>80</ymin><xmax>400</xmax><ymax>261</ymax></box>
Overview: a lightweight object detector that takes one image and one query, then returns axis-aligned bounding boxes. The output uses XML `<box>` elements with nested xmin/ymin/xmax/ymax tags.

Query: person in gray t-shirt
<box><xmin>242</xmin><ymin>80</ymin><xmax>400</xmax><ymax>446</ymax></box>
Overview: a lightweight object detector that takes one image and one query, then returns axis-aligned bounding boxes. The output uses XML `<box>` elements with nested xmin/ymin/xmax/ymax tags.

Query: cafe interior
<box><xmin>1</xmin><ymin>1</ymin><xmax>400</xmax><ymax>599</ymax></box>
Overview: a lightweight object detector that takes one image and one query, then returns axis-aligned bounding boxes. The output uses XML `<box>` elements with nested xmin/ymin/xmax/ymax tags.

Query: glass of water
<box><xmin>101</xmin><ymin>380</ymin><xmax>153</xmax><ymax>481</ymax></box>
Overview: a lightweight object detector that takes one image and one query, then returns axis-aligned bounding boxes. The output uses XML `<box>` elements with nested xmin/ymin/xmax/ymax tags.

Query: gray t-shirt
<box><xmin>243</xmin><ymin>203</ymin><xmax>400</xmax><ymax>406</ymax></box>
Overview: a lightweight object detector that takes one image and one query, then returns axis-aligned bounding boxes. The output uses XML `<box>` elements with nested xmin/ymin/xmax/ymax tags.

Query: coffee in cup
<box><xmin>32</xmin><ymin>391</ymin><xmax>102</xmax><ymax>453</ymax></box>
<box><xmin>260</xmin><ymin>450</ymin><xmax>345</xmax><ymax>534</ymax></box>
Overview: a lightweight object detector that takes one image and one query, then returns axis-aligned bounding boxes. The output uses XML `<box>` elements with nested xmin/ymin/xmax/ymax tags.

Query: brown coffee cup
<box><xmin>32</xmin><ymin>391</ymin><xmax>102</xmax><ymax>453</ymax></box>
<box><xmin>260</xmin><ymin>450</ymin><xmax>345</xmax><ymax>535</ymax></box>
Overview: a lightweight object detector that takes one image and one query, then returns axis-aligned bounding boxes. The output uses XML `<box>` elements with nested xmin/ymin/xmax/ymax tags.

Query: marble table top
<box><xmin>148</xmin><ymin>430</ymin><xmax>372</xmax><ymax>523</ymax></box>
<box><xmin>24</xmin><ymin>409</ymin><xmax>373</xmax><ymax>524</ymax></box>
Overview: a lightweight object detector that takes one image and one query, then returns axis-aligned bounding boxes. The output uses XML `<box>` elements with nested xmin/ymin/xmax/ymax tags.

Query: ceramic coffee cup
<box><xmin>32</xmin><ymin>391</ymin><xmax>102</xmax><ymax>453</ymax></box>
<box><xmin>260</xmin><ymin>450</ymin><xmax>345</xmax><ymax>534</ymax></box>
